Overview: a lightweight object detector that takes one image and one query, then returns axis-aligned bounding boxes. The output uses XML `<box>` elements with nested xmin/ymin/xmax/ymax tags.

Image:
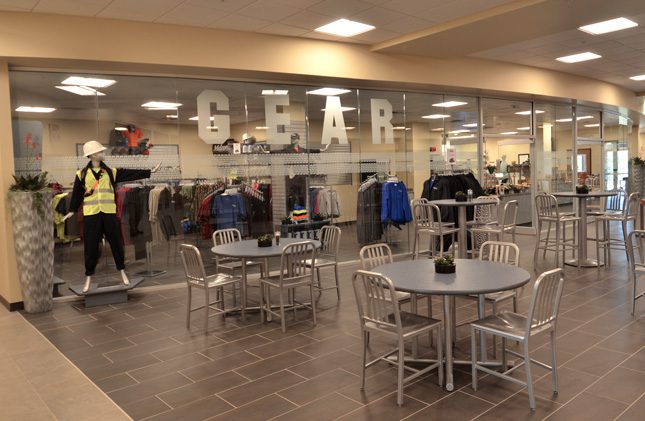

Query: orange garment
<box><xmin>127</xmin><ymin>127</ymin><xmax>143</xmax><ymax>148</ymax></box>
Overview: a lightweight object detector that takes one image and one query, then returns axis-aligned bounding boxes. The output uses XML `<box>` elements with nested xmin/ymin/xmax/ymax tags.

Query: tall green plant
<box><xmin>9</xmin><ymin>172</ymin><xmax>50</xmax><ymax>216</ymax></box>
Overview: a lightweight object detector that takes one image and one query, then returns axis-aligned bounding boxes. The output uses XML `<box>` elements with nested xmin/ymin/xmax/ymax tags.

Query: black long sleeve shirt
<box><xmin>68</xmin><ymin>163</ymin><xmax>152</xmax><ymax>213</ymax></box>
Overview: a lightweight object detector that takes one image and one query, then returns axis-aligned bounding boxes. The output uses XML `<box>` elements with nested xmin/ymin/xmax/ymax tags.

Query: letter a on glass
<box><xmin>321</xmin><ymin>96</ymin><xmax>348</xmax><ymax>144</ymax></box>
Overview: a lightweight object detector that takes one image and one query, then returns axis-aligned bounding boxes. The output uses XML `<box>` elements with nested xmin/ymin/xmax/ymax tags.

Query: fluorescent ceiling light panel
<box><xmin>114</xmin><ymin>127</ymin><xmax>128</xmax><ymax>131</ymax></box>
<box><xmin>449</xmin><ymin>134</ymin><xmax>475</xmax><ymax>139</ymax></box>
<box><xmin>261</xmin><ymin>89</ymin><xmax>289</xmax><ymax>95</ymax></box>
<box><xmin>255</xmin><ymin>126</ymin><xmax>269</xmax><ymax>130</ymax></box>
<box><xmin>555</xmin><ymin>116</ymin><xmax>594</xmax><ymax>122</ymax></box>
<box><xmin>55</xmin><ymin>85</ymin><xmax>105</xmax><ymax>96</ymax></box>
<box><xmin>556</xmin><ymin>52</ymin><xmax>601</xmax><ymax>63</ymax></box>
<box><xmin>61</xmin><ymin>76</ymin><xmax>116</xmax><ymax>88</ymax></box>
<box><xmin>15</xmin><ymin>106</ymin><xmax>56</xmax><ymax>113</ymax></box>
<box><xmin>393</xmin><ymin>126</ymin><xmax>411</xmax><ymax>130</ymax></box>
<box><xmin>321</xmin><ymin>107</ymin><xmax>356</xmax><ymax>112</ymax></box>
<box><xmin>189</xmin><ymin>116</ymin><xmax>215</xmax><ymax>121</ymax></box>
<box><xmin>515</xmin><ymin>110</ymin><xmax>544</xmax><ymax>115</ymax></box>
<box><xmin>449</xmin><ymin>129</ymin><xmax>471</xmax><ymax>134</ymax></box>
<box><xmin>584</xmin><ymin>123</ymin><xmax>600</xmax><ymax>127</ymax></box>
<box><xmin>142</xmin><ymin>101</ymin><xmax>182</xmax><ymax>109</ymax></box>
<box><xmin>433</xmin><ymin>101</ymin><xmax>468</xmax><ymax>108</ymax></box>
<box><xmin>205</xmin><ymin>126</ymin><xmax>219</xmax><ymax>130</ymax></box>
<box><xmin>307</xmin><ymin>88</ymin><xmax>351</xmax><ymax>96</ymax></box>
<box><xmin>422</xmin><ymin>114</ymin><xmax>450</xmax><ymax>119</ymax></box>
<box><xmin>578</xmin><ymin>17</ymin><xmax>638</xmax><ymax>35</ymax></box>
<box><xmin>165</xmin><ymin>114</ymin><xmax>178</xmax><ymax>119</ymax></box>
<box><xmin>517</xmin><ymin>126</ymin><xmax>531</xmax><ymax>130</ymax></box>
<box><xmin>431</xmin><ymin>128</ymin><xmax>444</xmax><ymax>131</ymax></box>
<box><xmin>462</xmin><ymin>123</ymin><xmax>484</xmax><ymax>128</ymax></box>
<box><xmin>315</xmin><ymin>18</ymin><xmax>374</xmax><ymax>37</ymax></box>
<box><xmin>629</xmin><ymin>74</ymin><xmax>645</xmax><ymax>81</ymax></box>
<box><xmin>500</xmin><ymin>131</ymin><xmax>519</xmax><ymax>135</ymax></box>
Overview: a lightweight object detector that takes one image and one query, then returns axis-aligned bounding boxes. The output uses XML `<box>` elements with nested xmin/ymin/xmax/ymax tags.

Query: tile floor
<box><xmin>19</xmin><ymin>232</ymin><xmax>645</xmax><ymax>421</ymax></box>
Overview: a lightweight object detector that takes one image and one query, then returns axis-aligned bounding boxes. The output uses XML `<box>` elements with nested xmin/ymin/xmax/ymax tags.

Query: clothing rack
<box><xmin>135</xmin><ymin>241</ymin><xmax>166</xmax><ymax>278</ymax></box>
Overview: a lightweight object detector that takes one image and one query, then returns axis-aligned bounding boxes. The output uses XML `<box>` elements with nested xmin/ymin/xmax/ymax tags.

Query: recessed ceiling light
<box><xmin>255</xmin><ymin>126</ymin><xmax>269</xmax><ymax>130</ymax></box>
<box><xmin>500</xmin><ymin>131</ymin><xmax>518</xmax><ymax>135</ymax></box>
<box><xmin>15</xmin><ymin>106</ymin><xmax>56</xmax><ymax>113</ymax></box>
<box><xmin>584</xmin><ymin>123</ymin><xmax>600</xmax><ymax>127</ymax></box>
<box><xmin>346</xmin><ymin>126</ymin><xmax>356</xmax><ymax>130</ymax></box>
<box><xmin>142</xmin><ymin>101</ymin><xmax>182</xmax><ymax>110</ymax></box>
<box><xmin>462</xmin><ymin>123</ymin><xmax>484</xmax><ymax>128</ymax></box>
<box><xmin>450</xmin><ymin>134</ymin><xmax>475</xmax><ymax>139</ymax></box>
<box><xmin>165</xmin><ymin>114</ymin><xmax>178</xmax><ymax>119</ymax></box>
<box><xmin>422</xmin><ymin>114</ymin><xmax>451</xmax><ymax>119</ymax></box>
<box><xmin>449</xmin><ymin>129</ymin><xmax>471</xmax><ymax>134</ymax></box>
<box><xmin>114</xmin><ymin>127</ymin><xmax>128</xmax><ymax>131</ymax></box>
<box><xmin>56</xmin><ymin>85</ymin><xmax>105</xmax><ymax>96</ymax></box>
<box><xmin>61</xmin><ymin>76</ymin><xmax>116</xmax><ymax>88</ymax></box>
<box><xmin>579</xmin><ymin>17</ymin><xmax>638</xmax><ymax>35</ymax></box>
<box><xmin>556</xmin><ymin>52</ymin><xmax>601</xmax><ymax>63</ymax></box>
<box><xmin>517</xmin><ymin>126</ymin><xmax>531</xmax><ymax>130</ymax></box>
<box><xmin>431</xmin><ymin>128</ymin><xmax>444</xmax><ymax>131</ymax></box>
<box><xmin>307</xmin><ymin>88</ymin><xmax>351</xmax><ymax>96</ymax></box>
<box><xmin>393</xmin><ymin>126</ymin><xmax>411</xmax><ymax>130</ymax></box>
<box><xmin>321</xmin><ymin>107</ymin><xmax>356</xmax><ymax>112</ymax></box>
<box><xmin>629</xmin><ymin>74</ymin><xmax>645</xmax><ymax>81</ymax></box>
<box><xmin>515</xmin><ymin>110</ymin><xmax>544</xmax><ymax>115</ymax></box>
<box><xmin>315</xmin><ymin>18</ymin><xmax>375</xmax><ymax>37</ymax></box>
<box><xmin>189</xmin><ymin>116</ymin><xmax>215</xmax><ymax>121</ymax></box>
<box><xmin>261</xmin><ymin>89</ymin><xmax>289</xmax><ymax>95</ymax></box>
<box><xmin>577</xmin><ymin>116</ymin><xmax>594</xmax><ymax>120</ymax></box>
<box><xmin>555</xmin><ymin>115</ymin><xmax>594</xmax><ymax>123</ymax></box>
<box><xmin>433</xmin><ymin>101</ymin><xmax>468</xmax><ymax>108</ymax></box>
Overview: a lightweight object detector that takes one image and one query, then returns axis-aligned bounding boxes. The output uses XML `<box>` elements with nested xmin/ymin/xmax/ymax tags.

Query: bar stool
<box><xmin>533</xmin><ymin>193</ymin><xmax>579</xmax><ymax>268</ymax></box>
<box><xmin>470</xmin><ymin>200</ymin><xmax>518</xmax><ymax>246</ymax></box>
<box><xmin>626</xmin><ymin>230</ymin><xmax>645</xmax><ymax>315</ymax></box>
<box><xmin>468</xmin><ymin>196</ymin><xmax>500</xmax><ymax>257</ymax></box>
<box><xmin>595</xmin><ymin>192</ymin><xmax>640</xmax><ymax>268</ymax></box>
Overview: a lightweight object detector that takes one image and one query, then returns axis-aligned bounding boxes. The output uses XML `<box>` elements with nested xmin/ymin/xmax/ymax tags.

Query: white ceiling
<box><xmin>1</xmin><ymin>0</ymin><xmax>644</xmax><ymax>93</ymax></box>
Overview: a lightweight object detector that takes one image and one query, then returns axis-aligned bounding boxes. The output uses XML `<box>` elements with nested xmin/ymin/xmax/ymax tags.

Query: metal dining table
<box><xmin>373</xmin><ymin>258</ymin><xmax>531</xmax><ymax>392</ymax></box>
<box><xmin>211</xmin><ymin>237</ymin><xmax>321</xmax><ymax>312</ymax></box>
<box><xmin>430</xmin><ymin>198</ymin><xmax>498</xmax><ymax>258</ymax></box>
<box><xmin>552</xmin><ymin>191</ymin><xmax>616</xmax><ymax>267</ymax></box>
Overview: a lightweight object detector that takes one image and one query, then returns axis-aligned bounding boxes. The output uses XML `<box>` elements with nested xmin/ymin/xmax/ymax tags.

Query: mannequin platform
<box><xmin>69</xmin><ymin>277</ymin><xmax>144</xmax><ymax>307</ymax></box>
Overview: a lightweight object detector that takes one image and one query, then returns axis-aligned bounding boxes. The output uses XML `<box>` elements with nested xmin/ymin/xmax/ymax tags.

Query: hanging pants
<box><xmin>83</xmin><ymin>212</ymin><xmax>125</xmax><ymax>276</ymax></box>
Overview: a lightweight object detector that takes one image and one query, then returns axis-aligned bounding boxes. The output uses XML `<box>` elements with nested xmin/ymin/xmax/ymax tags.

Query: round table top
<box><xmin>430</xmin><ymin>198</ymin><xmax>498</xmax><ymax>207</ymax></box>
<box><xmin>211</xmin><ymin>237</ymin><xmax>321</xmax><ymax>258</ymax></box>
<box><xmin>373</xmin><ymin>259</ymin><xmax>531</xmax><ymax>295</ymax></box>
<box><xmin>552</xmin><ymin>191</ymin><xmax>617</xmax><ymax>198</ymax></box>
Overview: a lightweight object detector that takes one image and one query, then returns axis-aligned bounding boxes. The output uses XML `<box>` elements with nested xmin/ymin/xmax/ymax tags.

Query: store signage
<box><xmin>196</xmin><ymin>90</ymin><xmax>394</xmax><ymax>146</ymax></box>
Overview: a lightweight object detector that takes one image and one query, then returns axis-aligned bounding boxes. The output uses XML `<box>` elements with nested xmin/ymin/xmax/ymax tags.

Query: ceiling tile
<box><xmin>185</xmin><ymin>0</ymin><xmax>256</xmax><ymax>13</ymax></box>
<box><xmin>301</xmin><ymin>30</ymin><xmax>364</xmax><ymax>43</ymax></box>
<box><xmin>280</xmin><ymin>10</ymin><xmax>335</xmax><ymax>30</ymax></box>
<box><xmin>239</xmin><ymin>0</ymin><xmax>301</xmax><ymax>21</ymax></box>
<box><xmin>274</xmin><ymin>0</ymin><xmax>322</xmax><ymax>7</ymax></box>
<box><xmin>308</xmin><ymin>0</ymin><xmax>375</xmax><ymax>18</ymax></box>
<box><xmin>382</xmin><ymin>15</ymin><xmax>433</xmax><ymax>34</ymax></box>
<box><xmin>0</xmin><ymin>0</ymin><xmax>37</xmax><ymax>10</ymax></box>
<box><xmin>155</xmin><ymin>4</ymin><xmax>229</xmax><ymax>26</ymax></box>
<box><xmin>209</xmin><ymin>13</ymin><xmax>272</xmax><ymax>31</ymax></box>
<box><xmin>381</xmin><ymin>0</ymin><xmax>445</xmax><ymax>16</ymax></box>
<box><xmin>259</xmin><ymin>23</ymin><xmax>309</xmax><ymax>36</ymax></box>
<box><xmin>349</xmin><ymin>6</ymin><xmax>409</xmax><ymax>27</ymax></box>
<box><xmin>97</xmin><ymin>0</ymin><xmax>185</xmax><ymax>21</ymax></box>
<box><xmin>353</xmin><ymin>27</ymin><xmax>399</xmax><ymax>43</ymax></box>
<box><xmin>33</xmin><ymin>0</ymin><xmax>112</xmax><ymax>16</ymax></box>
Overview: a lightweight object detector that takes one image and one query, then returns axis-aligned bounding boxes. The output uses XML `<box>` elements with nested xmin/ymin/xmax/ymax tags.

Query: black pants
<box><xmin>83</xmin><ymin>212</ymin><xmax>125</xmax><ymax>276</ymax></box>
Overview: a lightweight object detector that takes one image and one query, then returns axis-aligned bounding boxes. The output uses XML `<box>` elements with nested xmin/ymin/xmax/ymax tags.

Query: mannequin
<box><xmin>63</xmin><ymin>140</ymin><xmax>161</xmax><ymax>293</ymax></box>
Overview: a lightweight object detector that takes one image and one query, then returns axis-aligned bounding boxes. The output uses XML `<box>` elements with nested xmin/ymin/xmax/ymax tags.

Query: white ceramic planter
<box><xmin>8</xmin><ymin>190</ymin><xmax>54</xmax><ymax>313</ymax></box>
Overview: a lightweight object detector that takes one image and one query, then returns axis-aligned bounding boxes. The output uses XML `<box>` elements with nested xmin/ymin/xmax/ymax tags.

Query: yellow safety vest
<box><xmin>76</xmin><ymin>167</ymin><xmax>117</xmax><ymax>215</ymax></box>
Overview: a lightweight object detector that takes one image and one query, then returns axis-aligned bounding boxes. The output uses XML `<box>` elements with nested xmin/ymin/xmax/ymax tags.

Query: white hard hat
<box><xmin>83</xmin><ymin>140</ymin><xmax>107</xmax><ymax>157</ymax></box>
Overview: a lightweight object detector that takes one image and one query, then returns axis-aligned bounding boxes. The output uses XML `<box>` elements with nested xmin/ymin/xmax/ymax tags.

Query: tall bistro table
<box><xmin>373</xmin><ymin>258</ymin><xmax>531</xmax><ymax>391</ymax></box>
<box><xmin>552</xmin><ymin>191</ymin><xmax>617</xmax><ymax>267</ymax></box>
<box><xmin>211</xmin><ymin>238</ymin><xmax>321</xmax><ymax>312</ymax></box>
<box><xmin>430</xmin><ymin>198</ymin><xmax>498</xmax><ymax>258</ymax></box>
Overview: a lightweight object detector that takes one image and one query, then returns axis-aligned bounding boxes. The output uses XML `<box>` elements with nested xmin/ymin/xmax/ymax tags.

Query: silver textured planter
<box><xmin>8</xmin><ymin>190</ymin><xmax>54</xmax><ymax>313</ymax></box>
<box><xmin>629</xmin><ymin>163</ymin><xmax>644</xmax><ymax>196</ymax></box>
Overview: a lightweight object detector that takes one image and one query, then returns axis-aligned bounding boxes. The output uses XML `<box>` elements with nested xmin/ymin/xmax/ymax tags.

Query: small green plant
<box><xmin>486</xmin><ymin>164</ymin><xmax>497</xmax><ymax>174</ymax></box>
<box><xmin>434</xmin><ymin>255</ymin><xmax>455</xmax><ymax>266</ymax></box>
<box><xmin>9</xmin><ymin>172</ymin><xmax>50</xmax><ymax>216</ymax></box>
<box><xmin>631</xmin><ymin>156</ymin><xmax>645</xmax><ymax>166</ymax></box>
<box><xmin>455</xmin><ymin>191</ymin><xmax>467</xmax><ymax>201</ymax></box>
<box><xmin>281</xmin><ymin>216</ymin><xmax>293</xmax><ymax>225</ymax></box>
<box><xmin>258</xmin><ymin>233</ymin><xmax>272</xmax><ymax>242</ymax></box>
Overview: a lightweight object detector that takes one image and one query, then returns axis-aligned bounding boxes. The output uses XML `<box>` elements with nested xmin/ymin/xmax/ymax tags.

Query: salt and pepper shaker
<box><xmin>467</xmin><ymin>189</ymin><xmax>473</xmax><ymax>201</ymax></box>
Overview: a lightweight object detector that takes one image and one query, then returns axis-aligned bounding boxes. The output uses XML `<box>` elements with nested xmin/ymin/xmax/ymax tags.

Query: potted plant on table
<box><xmin>575</xmin><ymin>184</ymin><xmax>590</xmax><ymax>194</ymax></box>
<box><xmin>8</xmin><ymin>172</ymin><xmax>54</xmax><ymax>313</ymax></box>
<box><xmin>434</xmin><ymin>255</ymin><xmax>456</xmax><ymax>274</ymax></box>
<box><xmin>455</xmin><ymin>191</ymin><xmax>468</xmax><ymax>202</ymax></box>
<box><xmin>257</xmin><ymin>233</ymin><xmax>273</xmax><ymax>247</ymax></box>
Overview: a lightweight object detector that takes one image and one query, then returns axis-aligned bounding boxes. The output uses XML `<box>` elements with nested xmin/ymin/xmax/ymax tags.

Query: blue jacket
<box><xmin>213</xmin><ymin>194</ymin><xmax>246</xmax><ymax>231</ymax></box>
<box><xmin>381</xmin><ymin>182</ymin><xmax>412</xmax><ymax>224</ymax></box>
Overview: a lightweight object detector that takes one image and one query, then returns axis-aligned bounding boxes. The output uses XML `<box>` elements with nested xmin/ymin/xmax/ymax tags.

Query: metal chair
<box><xmin>305</xmin><ymin>225</ymin><xmax>341</xmax><ymax>299</ymax></box>
<box><xmin>626</xmin><ymin>230</ymin><xmax>645</xmax><ymax>315</ymax></box>
<box><xmin>412</xmin><ymin>202</ymin><xmax>459</xmax><ymax>259</ymax></box>
<box><xmin>179</xmin><ymin>244</ymin><xmax>243</xmax><ymax>333</ymax></box>
<box><xmin>468</xmin><ymin>196</ymin><xmax>500</xmax><ymax>257</ymax></box>
<box><xmin>595</xmin><ymin>192</ymin><xmax>640</xmax><ymax>268</ymax></box>
<box><xmin>213</xmin><ymin>228</ymin><xmax>266</xmax><ymax>277</ymax></box>
<box><xmin>470</xmin><ymin>200</ymin><xmax>519</xmax><ymax>247</ymax></box>
<box><xmin>463</xmin><ymin>241</ymin><xmax>520</xmax><ymax>357</ymax></box>
<box><xmin>353</xmin><ymin>270</ymin><xmax>443</xmax><ymax>406</ymax></box>
<box><xmin>410</xmin><ymin>198</ymin><xmax>429</xmax><ymax>255</ymax></box>
<box><xmin>470</xmin><ymin>268</ymin><xmax>565</xmax><ymax>410</ymax></box>
<box><xmin>259</xmin><ymin>241</ymin><xmax>317</xmax><ymax>333</ymax></box>
<box><xmin>533</xmin><ymin>193</ymin><xmax>579</xmax><ymax>268</ymax></box>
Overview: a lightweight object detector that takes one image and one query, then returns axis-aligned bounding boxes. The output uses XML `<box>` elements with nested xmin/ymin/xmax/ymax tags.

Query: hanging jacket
<box><xmin>381</xmin><ymin>181</ymin><xmax>412</xmax><ymax>224</ymax></box>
